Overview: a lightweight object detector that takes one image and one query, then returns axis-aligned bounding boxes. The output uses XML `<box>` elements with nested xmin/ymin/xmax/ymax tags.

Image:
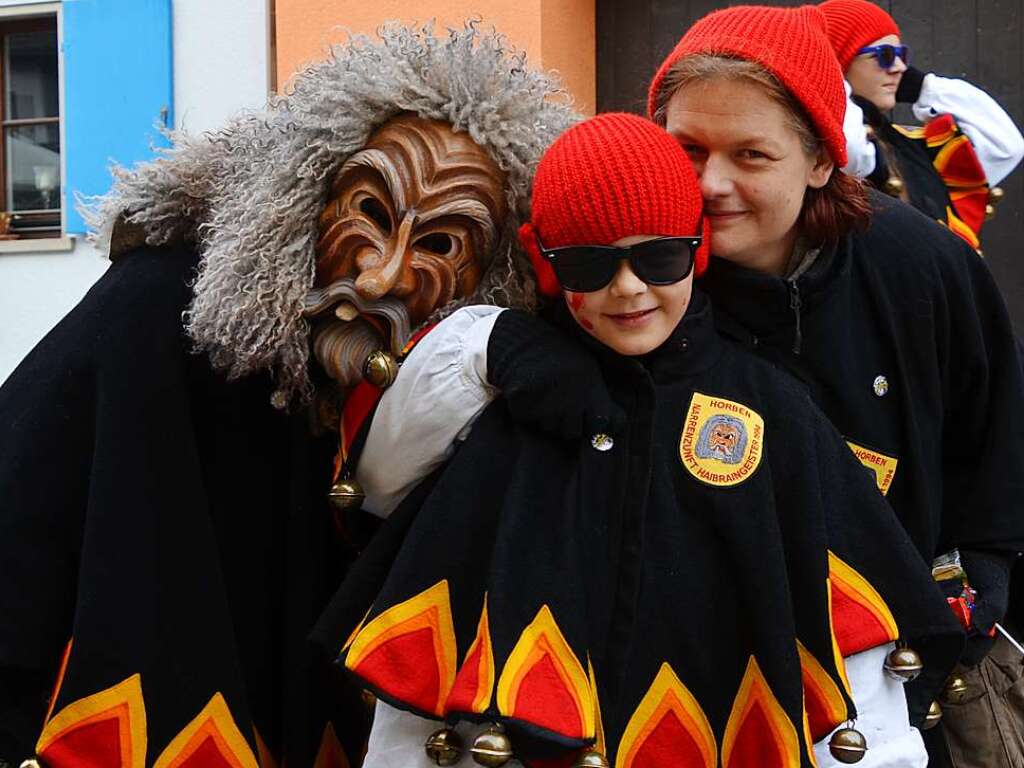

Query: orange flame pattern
<box><xmin>588</xmin><ymin>657</ymin><xmax>606</xmax><ymax>756</ymax></box>
<box><xmin>828</xmin><ymin>551</ymin><xmax>899</xmax><ymax>657</ymax></box>
<box><xmin>152</xmin><ymin>692</ymin><xmax>258</xmax><ymax>768</ymax></box>
<box><xmin>496</xmin><ymin>604</ymin><xmax>594</xmax><ymax>740</ymax></box>
<box><xmin>615</xmin><ymin>663</ymin><xmax>715</xmax><ymax>768</ymax></box>
<box><xmin>36</xmin><ymin>673</ymin><xmax>147</xmax><ymax>768</ymax></box>
<box><xmin>801</xmin><ymin>707</ymin><xmax>820</xmax><ymax>768</ymax></box>
<box><xmin>313</xmin><ymin>722</ymin><xmax>350</xmax><ymax>768</ymax></box>
<box><xmin>446</xmin><ymin>596</ymin><xmax>496</xmax><ymax>714</ymax></box>
<box><xmin>722</xmin><ymin>656</ymin><xmax>801</xmax><ymax>768</ymax></box>
<box><xmin>796</xmin><ymin>641</ymin><xmax>848</xmax><ymax>740</ymax></box>
<box><xmin>345</xmin><ymin>580</ymin><xmax>458</xmax><ymax>716</ymax></box>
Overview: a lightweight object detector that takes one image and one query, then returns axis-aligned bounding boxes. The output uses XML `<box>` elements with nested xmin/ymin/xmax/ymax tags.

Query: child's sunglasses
<box><xmin>537</xmin><ymin>227</ymin><xmax>702</xmax><ymax>293</ymax></box>
<box><xmin>857</xmin><ymin>43</ymin><xmax>910</xmax><ymax>69</ymax></box>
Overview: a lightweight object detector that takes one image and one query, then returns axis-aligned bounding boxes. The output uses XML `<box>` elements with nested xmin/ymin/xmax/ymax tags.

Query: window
<box><xmin>0</xmin><ymin>16</ymin><xmax>59</xmax><ymax>239</ymax></box>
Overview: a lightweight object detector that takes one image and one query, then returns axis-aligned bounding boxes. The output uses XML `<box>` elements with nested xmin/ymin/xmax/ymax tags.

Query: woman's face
<box><xmin>663</xmin><ymin>78</ymin><xmax>832</xmax><ymax>275</ymax></box>
<box><xmin>846</xmin><ymin>34</ymin><xmax>907</xmax><ymax>111</ymax></box>
<box><xmin>564</xmin><ymin>235</ymin><xmax>694</xmax><ymax>356</ymax></box>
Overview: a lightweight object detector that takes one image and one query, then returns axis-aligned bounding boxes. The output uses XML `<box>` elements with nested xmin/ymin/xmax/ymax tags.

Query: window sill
<box><xmin>0</xmin><ymin>235</ymin><xmax>74</xmax><ymax>254</ymax></box>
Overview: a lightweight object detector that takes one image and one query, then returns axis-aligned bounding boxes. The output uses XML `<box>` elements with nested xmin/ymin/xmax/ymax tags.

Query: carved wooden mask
<box><xmin>315</xmin><ymin>114</ymin><xmax>508</xmax><ymax>325</ymax></box>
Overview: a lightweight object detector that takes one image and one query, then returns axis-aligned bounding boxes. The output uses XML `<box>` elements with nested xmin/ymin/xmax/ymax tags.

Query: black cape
<box><xmin>0</xmin><ymin>245</ymin><xmax>358</xmax><ymax>767</ymax></box>
<box><xmin>314</xmin><ymin>297</ymin><xmax>963</xmax><ymax>767</ymax></box>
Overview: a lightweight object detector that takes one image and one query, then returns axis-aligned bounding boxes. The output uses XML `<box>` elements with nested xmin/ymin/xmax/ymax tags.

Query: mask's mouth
<box><xmin>304</xmin><ymin>278</ymin><xmax>413</xmax><ymax>388</ymax></box>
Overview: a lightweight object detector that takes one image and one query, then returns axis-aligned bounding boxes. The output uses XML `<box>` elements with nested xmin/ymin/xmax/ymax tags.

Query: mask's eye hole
<box><xmin>359</xmin><ymin>196</ymin><xmax>392</xmax><ymax>234</ymax></box>
<box><xmin>415</xmin><ymin>232</ymin><xmax>455</xmax><ymax>256</ymax></box>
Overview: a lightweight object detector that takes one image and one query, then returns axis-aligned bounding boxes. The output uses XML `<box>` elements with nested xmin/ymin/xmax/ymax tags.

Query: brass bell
<box><xmin>883</xmin><ymin>644</ymin><xmax>923</xmax><ymax>682</ymax></box>
<box><xmin>883</xmin><ymin>177</ymin><xmax>904</xmax><ymax>197</ymax></box>
<box><xmin>828</xmin><ymin>726</ymin><xmax>868</xmax><ymax>764</ymax></box>
<box><xmin>327</xmin><ymin>477</ymin><xmax>365</xmax><ymax>511</ymax></box>
<box><xmin>921</xmin><ymin>700</ymin><xmax>943</xmax><ymax>729</ymax></box>
<box><xmin>864</xmin><ymin>125</ymin><xmax>876</xmax><ymax>139</ymax></box>
<box><xmin>985</xmin><ymin>203</ymin><xmax>997</xmax><ymax>221</ymax></box>
<box><xmin>425</xmin><ymin>727</ymin><xmax>464</xmax><ymax>766</ymax></box>
<box><xmin>989</xmin><ymin>186</ymin><xmax>1005</xmax><ymax>205</ymax></box>
<box><xmin>361</xmin><ymin>688</ymin><xmax>377</xmax><ymax>709</ymax></box>
<box><xmin>363</xmin><ymin>350</ymin><xmax>399</xmax><ymax>388</ymax></box>
<box><xmin>471</xmin><ymin>723</ymin><xmax>513</xmax><ymax>766</ymax></box>
<box><xmin>573</xmin><ymin>750</ymin><xmax>611</xmax><ymax>768</ymax></box>
<box><xmin>941</xmin><ymin>675</ymin><xmax>968</xmax><ymax>705</ymax></box>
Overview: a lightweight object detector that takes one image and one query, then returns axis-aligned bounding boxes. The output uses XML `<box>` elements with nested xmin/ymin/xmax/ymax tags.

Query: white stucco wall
<box><xmin>0</xmin><ymin>0</ymin><xmax>272</xmax><ymax>383</ymax></box>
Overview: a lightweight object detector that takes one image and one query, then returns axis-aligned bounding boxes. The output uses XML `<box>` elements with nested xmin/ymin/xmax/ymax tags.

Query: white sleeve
<box><xmin>813</xmin><ymin>643</ymin><xmax>927</xmax><ymax>768</ymax></box>
<box><xmin>356</xmin><ymin>305</ymin><xmax>504</xmax><ymax>519</ymax></box>
<box><xmin>842</xmin><ymin>80</ymin><xmax>878</xmax><ymax>179</ymax></box>
<box><xmin>912</xmin><ymin>73</ymin><xmax>1024</xmax><ymax>186</ymax></box>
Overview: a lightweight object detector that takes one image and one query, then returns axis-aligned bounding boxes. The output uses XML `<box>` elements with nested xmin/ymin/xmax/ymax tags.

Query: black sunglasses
<box><xmin>537</xmin><ymin>227</ymin><xmax>702</xmax><ymax>293</ymax></box>
<box><xmin>857</xmin><ymin>43</ymin><xmax>910</xmax><ymax>69</ymax></box>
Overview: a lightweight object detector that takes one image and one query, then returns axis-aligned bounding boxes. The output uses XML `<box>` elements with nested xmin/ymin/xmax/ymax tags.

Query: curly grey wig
<box><xmin>81</xmin><ymin>22</ymin><xmax>579</xmax><ymax>403</ymax></box>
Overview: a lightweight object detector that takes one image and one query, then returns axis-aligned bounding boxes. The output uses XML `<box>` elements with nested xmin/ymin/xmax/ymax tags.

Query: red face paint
<box><xmin>566</xmin><ymin>292</ymin><xmax>594</xmax><ymax>329</ymax></box>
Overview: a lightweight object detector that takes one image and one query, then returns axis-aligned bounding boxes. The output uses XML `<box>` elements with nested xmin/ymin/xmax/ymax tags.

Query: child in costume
<box><xmin>315</xmin><ymin>114</ymin><xmax>961</xmax><ymax>768</ymax></box>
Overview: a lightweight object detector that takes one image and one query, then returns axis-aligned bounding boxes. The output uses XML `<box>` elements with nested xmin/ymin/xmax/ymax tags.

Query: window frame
<box><xmin>0</xmin><ymin>9</ymin><xmax>60</xmax><ymax>239</ymax></box>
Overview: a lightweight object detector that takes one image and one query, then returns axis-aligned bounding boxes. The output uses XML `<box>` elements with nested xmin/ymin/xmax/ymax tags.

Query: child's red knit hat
<box><xmin>647</xmin><ymin>4</ymin><xmax>848</xmax><ymax>168</ymax></box>
<box><xmin>519</xmin><ymin>113</ymin><xmax>708</xmax><ymax>298</ymax></box>
<box><xmin>819</xmin><ymin>0</ymin><xmax>901</xmax><ymax>71</ymax></box>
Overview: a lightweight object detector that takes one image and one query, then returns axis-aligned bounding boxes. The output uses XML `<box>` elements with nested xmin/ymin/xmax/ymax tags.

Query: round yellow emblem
<box><xmin>679</xmin><ymin>392</ymin><xmax>764</xmax><ymax>487</ymax></box>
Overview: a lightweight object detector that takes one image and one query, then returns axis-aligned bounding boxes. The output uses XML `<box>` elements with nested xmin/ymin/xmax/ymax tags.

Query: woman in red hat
<box><xmin>314</xmin><ymin>113</ymin><xmax>960</xmax><ymax>768</ymax></box>
<box><xmin>646</xmin><ymin>4</ymin><xmax>1024</xmax><ymax>767</ymax></box>
<box><xmin>819</xmin><ymin>0</ymin><xmax>1024</xmax><ymax>250</ymax></box>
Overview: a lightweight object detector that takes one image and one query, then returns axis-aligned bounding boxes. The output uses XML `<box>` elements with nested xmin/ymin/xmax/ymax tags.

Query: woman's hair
<box><xmin>651</xmin><ymin>55</ymin><xmax>871</xmax><ymax>245</ymax></box>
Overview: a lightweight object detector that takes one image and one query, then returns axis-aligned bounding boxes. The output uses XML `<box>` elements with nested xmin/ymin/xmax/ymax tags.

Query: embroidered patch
<box><xmin>679</xmin><ymin>392</ymin><xmax>764</xmax><ymax>487</ymax></box>
<box><xmin>846</xmin><ymin>441</ymin><xmax>898</xmax><ymax>496</ymax></box>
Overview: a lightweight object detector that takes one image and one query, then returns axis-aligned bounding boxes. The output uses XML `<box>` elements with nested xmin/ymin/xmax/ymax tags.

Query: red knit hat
<box><xmin>519</xmin><ymin>113</ymin><xmax>708</xmax><ymax>298</ymax></box>
<box><xmin>819</xmin><ymin>0</ymin><xmax>901</xmax><ymax>71</ymax></box>
<box><xmin>647</xmin><ymin>4</ymin><xmax>848</xmax><ymax>168</ymax></box>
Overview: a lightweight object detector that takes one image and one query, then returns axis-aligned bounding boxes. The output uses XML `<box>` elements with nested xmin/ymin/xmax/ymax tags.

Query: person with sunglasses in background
<box><xmin>313</xmin><ymin>112</ymin><xmax>961</xmax><ymax>768</ymax></box>
<box><xmin>821</xmin><ymin>0</ymin><xmax>1024</xmax><ymax>250</ymax></box>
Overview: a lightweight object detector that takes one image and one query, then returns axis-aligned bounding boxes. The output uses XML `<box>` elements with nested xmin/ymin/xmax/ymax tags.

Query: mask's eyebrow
<box><xmin>337</xmin><ymin>149</ymin><xmax>408</xmax><ymax>212</ymax></box>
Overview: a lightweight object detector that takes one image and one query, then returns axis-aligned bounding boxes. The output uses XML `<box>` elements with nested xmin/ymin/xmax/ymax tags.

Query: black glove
<box><xmin>959</xmin><ymin>548</ymin><xmax>1018</xmax><ymax>666</ymax></box>
<box><xmin>487</xmin><ymin>309</ymin><xmax>626</xmax><ymax>440</ymax></box>
<box><xmin>895</xmin><ymin>66</ymin><xmax>927</xmax><ymax>104</ymax></box>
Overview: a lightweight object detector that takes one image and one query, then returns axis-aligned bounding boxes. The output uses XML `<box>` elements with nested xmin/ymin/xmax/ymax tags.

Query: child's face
<box><xmin>563</xmin><ymin>235</ymin><xmax>694</xmax><ymax>356</ymax></box>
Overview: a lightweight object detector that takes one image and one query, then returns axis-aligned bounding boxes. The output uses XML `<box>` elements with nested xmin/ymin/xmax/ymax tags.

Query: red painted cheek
<box><xmin>565</xmin><ymin>293</ymin><xmax>594</xmax><ymax>330</ymax></box>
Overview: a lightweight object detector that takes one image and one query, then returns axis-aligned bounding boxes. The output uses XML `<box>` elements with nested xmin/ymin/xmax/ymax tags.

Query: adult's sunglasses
<box><xmin>857</xmin><ymin>43</ymin><xmax>910</xmax><ymax>69</ymax></box>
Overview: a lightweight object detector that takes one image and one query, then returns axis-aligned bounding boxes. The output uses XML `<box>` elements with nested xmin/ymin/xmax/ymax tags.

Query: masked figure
<box><xmin>308</xmin><ymin>114</ymin><xmax>509</xmax><ymax>390</ymax></box>
<box><xmin>0</xmin><ymin>23</ymin><xmax>574</xmax><ymax>768</ymax></box>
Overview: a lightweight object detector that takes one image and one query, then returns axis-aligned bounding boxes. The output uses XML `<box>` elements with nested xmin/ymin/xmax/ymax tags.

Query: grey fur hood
<box><xmin>80</xmin><ymin>22</ymin><xmax>579</xmax><ymax>403</ymax></box>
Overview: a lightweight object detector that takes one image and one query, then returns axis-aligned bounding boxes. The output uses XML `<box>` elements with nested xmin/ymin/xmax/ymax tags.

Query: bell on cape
<box><xmin>363</xmin><ymin>349</ymin><xmax>399</xmax><ymax>388</ymax></box>
<box><xmin>985</xmin><ymin>203</ymin><xmax>997</xmax><ymax>221</ymax></box>
<box><xmin>328</xmin><ymin>477</ymin><xmax>365</xmax><ymax>511</ymax></box>
<box><xmin>883</xmin><ymin>644</ymin><xmax>923</xmax><ymax>682</ymax></box>
<box><xmin>883</xmin><ymin>177</ymin><xmax>904</xmax><ymax>197</ymax></box>
<box><xmin>573</xmin><ymin>749</ymin><xmax>611</xmax><ymax>768</ymax></box>
<box><xmin>471</xmin><ymin>723</ymin><xmax>513</xmax><ymax>766</ymax></box>
<box><xmin>941</xmin><ymin>675</ymin><xmax>968</xmax><ymax>705</ymax></box>
<box><xmin>361</xmin><ymin>688</ymin><xmax>377</xmax><ymax>708</ymax></box>
<box><xmin>921</xmin><ymin>700</ymin><xmax>943</xmax><ymax>729</ymax></box>
<box><xmin>425</xmin><ymin>727</ymin><xmax>464</xmax><ymax>766</ymax></box>
<box><xmin>989</xmin><ymin>186</ymin><xmax>1005</xmax><ymax>205</ymax></box>
<box><xmin>828</xmin><ymin>726</ymin><xmax>868</xmax><ymax>764</ymax></box>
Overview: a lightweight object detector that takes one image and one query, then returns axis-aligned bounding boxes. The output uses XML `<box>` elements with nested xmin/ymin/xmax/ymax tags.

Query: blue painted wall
<box><xmin>62</xmin><ymin>0</ymin><xmax>173</xmax><ymax>234</ymax></box>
